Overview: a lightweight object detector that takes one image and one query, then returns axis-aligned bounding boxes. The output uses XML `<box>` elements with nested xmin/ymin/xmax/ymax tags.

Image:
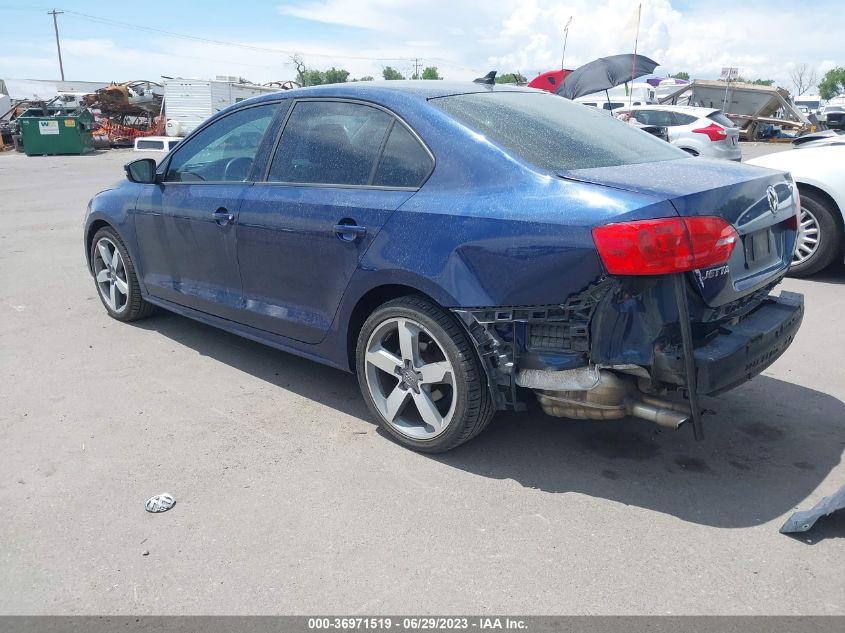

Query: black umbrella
<box><xmin>557</xmin><ymin>54</ymin><xmax>659</xmax><ymax>100</ymax></box>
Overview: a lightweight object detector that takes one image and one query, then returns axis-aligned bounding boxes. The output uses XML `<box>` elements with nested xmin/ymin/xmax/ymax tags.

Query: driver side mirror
<box><xmin>124</xmin><ymin>158</ymin><xmax>158</xmax><ymax>184</ymax></box>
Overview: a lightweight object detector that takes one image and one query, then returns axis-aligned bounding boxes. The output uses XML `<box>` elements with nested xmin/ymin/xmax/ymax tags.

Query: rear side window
<box><xmin>644</xmin><ymin>110</ymin><xmax>679</xmax><ymax>127</ymax></box>
<box><xmin>373</xmin><ymin>123</ymin><xmax>432</xmax><ymax>188</ymax></box>
<box><xmin>269</xmin><ymin>101</ymin><xmax>392</xmax><ymax>185</ymax></box>
<box><xmin>672</xmin><ymin>112</ymin><xmax>697</xmax><ymax>125</ymax></box>
<box><xmin>706</xmin><ymin>112</ymin><xmax>735</xmax><ymax>127</ymax></box>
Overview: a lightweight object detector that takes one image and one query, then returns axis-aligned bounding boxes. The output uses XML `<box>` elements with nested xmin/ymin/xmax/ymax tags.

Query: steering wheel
<box><xmin>223</xmin><ymin>156</ymin><xmax>254</xmax><ymax>181</ymax></box>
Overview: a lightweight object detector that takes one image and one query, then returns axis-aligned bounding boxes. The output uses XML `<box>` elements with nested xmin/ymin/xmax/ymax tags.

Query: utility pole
<box><xmin>48</xmin><ymin>9</ymin><xmax>65</xmax><ymax>81</ymax></box>
<box><xmin>413</xmin><ymin>58</ymin><xmax>420</xmax><ymax>80</ymax></box>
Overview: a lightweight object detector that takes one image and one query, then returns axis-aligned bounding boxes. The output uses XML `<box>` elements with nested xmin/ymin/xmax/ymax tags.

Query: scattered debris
<box><xmin>144</xmin><ymin>493</ymin><xmax>176</xmax><ymax>513</ymax></box>
<box><xmin>142</xmin><ymin>550</ymin><xmax>150</xmax><ymax>556</ymax></box>
<box><xmin>780</xmin><ymin>483</ymin><xmax>845</xmax><ymax>534</ymax></box>
<box><xmin>659</xmin><ymin>79</ymin><xmax>816</xmax><ymax>140</ymax></box>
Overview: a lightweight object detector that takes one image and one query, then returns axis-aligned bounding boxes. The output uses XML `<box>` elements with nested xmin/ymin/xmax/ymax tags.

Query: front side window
<box><xmin>268</xmin><ymin>101</ymin><xmax>393</xmax><ymax>186</ymax></box>
<box><xmin>164</xmin><ymin>104</ymin><xmax>276</xmax><ymax>182</ymax></box>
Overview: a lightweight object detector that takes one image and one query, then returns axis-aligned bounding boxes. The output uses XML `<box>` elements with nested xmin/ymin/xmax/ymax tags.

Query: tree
<box><xmin>300</xmin><ymin>69</ymin><xmax>326</xmax><ymax>86</ymax></box>
<box><xmin>420</xmin><ymin>66</ymin><xmax>442</xmax><ymax>80</ymax></box>
<box><xmin>818</xmin><ymin>67</ymin><xmax>845</xmax><ymax>100</ymax></box>
<box><xmin>790</xmin><ymin>63</ymin><xmax>817</xmax><ymax>96</ymax></box>
<box><xmin>670</xmin><ymin>71</ymin><xmax>690</xmax><ymax>81</ymax></box>
<box><xmin>358</xmin><ymin>76</ymin><xmax>374</xmax><ymax>82</ymax></box>
<box><xmin>290</xmin><ymin>54</ymin><xmax>307</xmax><ymax>85</ymax></box>
<box><xmin>288</xmin><ymin>55</ymin><xmax>350</xmax><ymax>86</ymax></box>
<box><xmin>496</xmin><ymin>72</ymin><xmax>527</xmax><ymax>84</ymax></box>
<box><xmin>730</xmin><ymin>77</ymin><xmax>775</xmax><ymax>86</ymax></box>
<box><xmin>323</xmin><ymin>67</ymin><xmax>350</xmax><ymax>84</ymax></box>
<box><xmin>382</xmin><ymin>66</ymin><xmax>405</xmax><ymax>80</ymax></box>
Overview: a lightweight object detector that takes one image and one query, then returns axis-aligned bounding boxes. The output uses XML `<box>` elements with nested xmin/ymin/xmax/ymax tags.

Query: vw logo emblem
<box><xmin>145</xmin><ymin>493</ymin><xmax>176</xmax><ymax>513</ymax></box>
<box><xmin>766</xmin><ymin>186</ymin><xmax>778</xmax><ymax>215</ymax></box>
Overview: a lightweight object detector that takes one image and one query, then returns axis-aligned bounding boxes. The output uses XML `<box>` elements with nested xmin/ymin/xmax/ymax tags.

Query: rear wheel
<box><xmin>90</xmin><ymin>227</ymin><xmax>154</xmax><ymax>321</ymax></box>
<box><xmin>789</xmin><ymin>190</ymin><xmax>843</xmax><ymax>277</ymax></box>
<box><xmin>356</xmin><ymin>296</ymin><xmax>494</xmax><ymax>453</ymax></box>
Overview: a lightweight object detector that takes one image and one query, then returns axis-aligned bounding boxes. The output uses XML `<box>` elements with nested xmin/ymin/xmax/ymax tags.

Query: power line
<box><xmin>1</xmin><ymin>5</ymin><xmax>478</xmax><ymax>76</ymax></box>
<box><xmin>60</xmin><ymin>9</ymin><xmax>418</xmax><ymax>63</ymax></box>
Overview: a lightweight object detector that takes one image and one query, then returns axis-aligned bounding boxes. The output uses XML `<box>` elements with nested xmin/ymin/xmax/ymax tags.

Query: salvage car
<box><xmin>84</xmin><ymin>82</ymin><xmax>803</xmax><ymax>452</ymax></box>
<box><xmin>747</xmin><ymin>139</ymin><xmax>845</xmax><ymax>276</ymax></box>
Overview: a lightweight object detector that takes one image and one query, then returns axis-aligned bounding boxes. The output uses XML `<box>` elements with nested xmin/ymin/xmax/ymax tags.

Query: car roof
<box><xmin>248</xmin><ymin>80</ymin><xmax>538</xmax><ymax>104</ymax></box>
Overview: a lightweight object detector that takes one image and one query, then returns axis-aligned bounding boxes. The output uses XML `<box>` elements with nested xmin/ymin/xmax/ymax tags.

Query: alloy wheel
<box><xmin>364</xmin><ymin>317</ymin><xmax>457</xmax><ymax>440</ymax></box>
<box><xmin>793</xmin><ymin>206</ymin><xmax>820</xmax><ymax>265</ymax></box>
<box><xmin>93</xmin><ymin>237</ymin><xmax>129</xmax><ymax>313</ymax></box>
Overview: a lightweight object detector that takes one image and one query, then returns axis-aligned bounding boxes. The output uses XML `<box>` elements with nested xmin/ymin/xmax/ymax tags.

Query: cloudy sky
<box><xmin>0</xmin><ymin>0</ymin><xmax>842</xmax><ymax>91</ymax></box>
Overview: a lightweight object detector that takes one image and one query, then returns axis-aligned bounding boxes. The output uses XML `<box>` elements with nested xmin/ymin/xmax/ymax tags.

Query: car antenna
<box><xmin>473</xmin><ymin>71</ymin><xmax>497</xmax><ymax>85</ymax></box>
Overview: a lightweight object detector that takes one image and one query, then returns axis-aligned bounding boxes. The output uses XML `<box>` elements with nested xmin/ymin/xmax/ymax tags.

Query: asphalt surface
<box><xmin>1</xmin><ymin>147</ymin><xmax>843</xmax><ymax>615</ymax></box>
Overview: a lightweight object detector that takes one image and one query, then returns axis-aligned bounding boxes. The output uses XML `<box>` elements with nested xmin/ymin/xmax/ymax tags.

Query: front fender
<box><xmin>84</xmin><ymin>182</ymin><xmax>143</xmax><ymax>276</ymax></box>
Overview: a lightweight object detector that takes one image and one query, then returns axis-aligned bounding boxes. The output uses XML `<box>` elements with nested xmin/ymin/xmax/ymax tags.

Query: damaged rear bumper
<box><xmin>653</xmin><ymin>291</ymin><xmax>804</xmax><ymax>396</ymax></box>
<box><xmin>453</xmin><ymin>278</ymin><xmax>804</xmax><ymax>434</ymax></box>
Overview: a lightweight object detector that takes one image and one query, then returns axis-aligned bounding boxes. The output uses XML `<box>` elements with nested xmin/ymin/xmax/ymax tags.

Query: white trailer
<box><xmin>163</xmin><ymin>77</ymin><xmax>277</xmax><ymax>137</ymax></box>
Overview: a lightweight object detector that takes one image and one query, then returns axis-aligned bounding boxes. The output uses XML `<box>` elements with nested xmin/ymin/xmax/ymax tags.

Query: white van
<box><xmin>134</xmin><ymin>136</ymin><xmax>181</xmax><ymax>152</ymax></box>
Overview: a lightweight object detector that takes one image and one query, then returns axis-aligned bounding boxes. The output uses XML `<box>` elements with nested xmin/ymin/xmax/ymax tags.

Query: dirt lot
<box><xmin>1</xmin><ymin>147</ymin><xmax>844</xmax><ymax>615</ymax></box>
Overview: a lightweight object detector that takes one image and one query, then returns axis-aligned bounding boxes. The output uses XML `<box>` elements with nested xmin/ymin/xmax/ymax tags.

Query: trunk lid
<box><xmin>559</xmin><ymin>158</ymin><xmax>798</xmax><ymax>307</ymax></box>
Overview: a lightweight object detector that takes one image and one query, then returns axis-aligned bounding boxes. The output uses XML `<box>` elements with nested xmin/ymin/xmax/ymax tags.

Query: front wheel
<box><xmin>356</xmin><ymin>296</ymin><xmax>494</xmax><ymax>453</ymax></box>
<box><xmin>789</xmin><ymin>190</ymin><xmax>843</xmax><ymax>277</ymax></box>
<box><xmin>90</xmin><ymin>227</ymin><xmax>155</xmax><ymax>321</ymax></box>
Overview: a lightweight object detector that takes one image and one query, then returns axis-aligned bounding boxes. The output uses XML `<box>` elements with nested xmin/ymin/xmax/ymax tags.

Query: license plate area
<box><xmin>745</xmin><ymin>228</ymin><xmax>773</xmax><ymax>267</ymax></box>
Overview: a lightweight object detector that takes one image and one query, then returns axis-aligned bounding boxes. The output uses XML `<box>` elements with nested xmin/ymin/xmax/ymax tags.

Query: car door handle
<box><xmin>212</xmin><ymin>208</ymin><xmax>234</xmax><ymax>225</ymax></box>
<box><xmin>333</xmin><ymin>223</ymin><xmax>367</xmax><ymax>240</ymax></box>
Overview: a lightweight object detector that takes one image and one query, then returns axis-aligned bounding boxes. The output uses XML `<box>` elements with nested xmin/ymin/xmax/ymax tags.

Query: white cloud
<box><xmin>2</xmin><ymin>1</ymin><xmax>841</xmax><ymax>91</ymax></box>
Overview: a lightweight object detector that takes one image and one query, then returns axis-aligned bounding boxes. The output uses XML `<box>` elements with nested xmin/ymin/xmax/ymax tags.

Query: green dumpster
<box><xmin>18</xmin><ymin>107</ymin><xmax>95</xmax><ymax>156</ymax></box>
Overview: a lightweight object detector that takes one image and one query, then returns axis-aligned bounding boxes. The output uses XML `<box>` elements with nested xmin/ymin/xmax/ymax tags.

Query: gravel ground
<box><xmin>1</xmin><ymin>148</ymin><xmax>843</xmax><ymax>615</ymax></box>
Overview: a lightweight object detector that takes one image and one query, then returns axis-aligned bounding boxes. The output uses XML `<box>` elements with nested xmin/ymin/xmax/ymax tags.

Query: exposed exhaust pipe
<box><xmin>518</xmin><ymin>368</ymin><xmax>691</xmax><ymax>429</ymax></box>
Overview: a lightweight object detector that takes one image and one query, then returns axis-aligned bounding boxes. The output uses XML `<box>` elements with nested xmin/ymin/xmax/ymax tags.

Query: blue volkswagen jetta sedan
<box><xmin>84</xmin><ymin>81</ymin><xmax>804</xmax><ymax>452</ymax></box>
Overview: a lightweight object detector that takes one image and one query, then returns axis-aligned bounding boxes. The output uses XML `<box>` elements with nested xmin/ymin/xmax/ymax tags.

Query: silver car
<box><xmin>614</xmin><ymin>105</ymin><xmax>742</xmax><ymax>161</ymax></box>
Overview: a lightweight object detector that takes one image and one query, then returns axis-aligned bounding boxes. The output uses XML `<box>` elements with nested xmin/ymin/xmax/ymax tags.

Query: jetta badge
<box><xmin>766</xmin><ymin>185</ymin><xmax>778</xmax><ymax>215</ymax></box>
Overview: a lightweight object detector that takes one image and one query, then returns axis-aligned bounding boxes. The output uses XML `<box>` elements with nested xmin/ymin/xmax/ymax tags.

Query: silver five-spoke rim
<box><xmin>93</xmin><ymin>237</ymin><xmax>129</xmax><ymax>313</ymax></box>
<box><xmin>364</xmin><ymin>317</ymin><xmax>456</xmax><ymax>440</ymax></box>
<box><xmin>793</xmin><ymin>206</ymin><xmax>820</xmax><ymax>265</ymax></box>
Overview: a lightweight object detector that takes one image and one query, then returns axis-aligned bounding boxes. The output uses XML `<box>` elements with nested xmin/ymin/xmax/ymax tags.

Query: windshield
<box><xmin>432</xmin><ymin>91</ymin><xmax>685</xmax><ymax>171</ymax></box>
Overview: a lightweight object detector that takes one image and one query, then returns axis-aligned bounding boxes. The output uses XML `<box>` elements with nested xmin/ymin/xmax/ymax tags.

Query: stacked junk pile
<box><xmin>83</xmin><ymin>80</ymin><xmax>165</xmax><ymax>147</ymax></box>
<box><xmin>0</xmin><ymin>80</ymin><xmax>165</xmax><ymax>152</ymax></box>
<box><xmin>1</xmin><ymin>76</ymin><xmax>294</xmax><ymax>154</ymax></box>
<box><xmin>658</xmin><ymin>79</ymin><xmax>820</xmax><ymax>140</ymax></box>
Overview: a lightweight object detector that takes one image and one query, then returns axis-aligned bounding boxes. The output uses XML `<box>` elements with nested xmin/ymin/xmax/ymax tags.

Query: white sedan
<box><xmin>747</xmin><ymin>139</ymin><xmax>845</xmax><ymax>276</ymax></box>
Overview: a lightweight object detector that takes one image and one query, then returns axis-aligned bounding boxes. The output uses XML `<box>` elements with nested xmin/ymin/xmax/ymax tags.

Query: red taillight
<box><xmin>692</xmin><ymin>122</ymin><xmax>728</xmax><ymax>141</ymax></box>
<box><xmin>592</xmin><ymin>216</ymin><xmax>739</xmax><ymax>275</ymax></box>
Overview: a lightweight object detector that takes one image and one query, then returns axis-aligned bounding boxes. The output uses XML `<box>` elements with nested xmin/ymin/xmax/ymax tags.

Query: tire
<box><xmin>788</xmin><ymin>190</ymin><xmax>843</xmax><ymax>277</ymax></box>
<box><xmin>90</xmin><ymin>226</ymin><xmax>155</xmax><ymax>321</ymax></box>
<box><xmin>356</xmin><ymin>295</ymin><xmax>495</xmax><ymax>453</ymax></box>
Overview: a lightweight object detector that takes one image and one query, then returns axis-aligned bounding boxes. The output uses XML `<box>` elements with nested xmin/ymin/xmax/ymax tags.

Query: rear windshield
<box><xmin>432</xmin><ymin>91</ymin><xmax>684</xmax><ymax>171</ymax></box>
<box><xmin>707</xmin><ymin>112</ymin><xmax>736</xmax><ymax>127</ymax></box>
